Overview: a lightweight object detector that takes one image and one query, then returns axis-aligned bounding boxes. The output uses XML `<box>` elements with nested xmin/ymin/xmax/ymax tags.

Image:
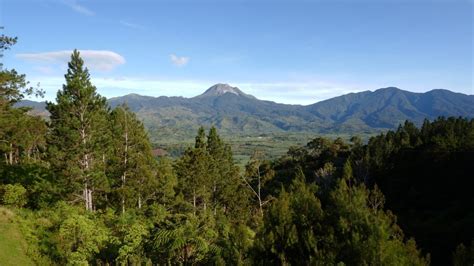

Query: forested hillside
<box><xmin>1</xmin><ymin>36</ymin><xmax>473</xmax><ymax>265</ymax></box>
<box><xmin>19</xmin><ymin>84</ymin><xmax>474</xmax><ymax>140</ymax></box>
<box><xmin>108</xmin><ymin>85</ymin><xmax>474</xmax><ymax>137</ymax></box>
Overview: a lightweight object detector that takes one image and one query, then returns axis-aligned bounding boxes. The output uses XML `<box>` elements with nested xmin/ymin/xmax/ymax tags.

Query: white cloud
<box><xmin>233</xmin><ymin>81</ymin><xmax>366</xmax><ymax>105</ymax></box>
<box><xmin>120</xmin><ymin>20</ymin><xmax>145</xmax><ymax>30</ymax></box>
<box><xmin>17</xmin><ymin>50</ymin><xmax>126</xmax><ymax>72</ymax></box>
<box><xmin>34</xmin><ymin>66</ymin><xmax>55</xmax><ymax>75</ymax></box>
<box><xmin>29</xmin><ymin>75</ymin><xmax>368</xmax><ymax>105</ymax></box>
<box><xmin>63</xmin><ymin>0</ymin><xmax>94</xmax><ymax>16</ymax></box>
<box><xmin>169</xmin><ymin>54</ymin><xmax>190</xmax><ymax>67</ymax></box>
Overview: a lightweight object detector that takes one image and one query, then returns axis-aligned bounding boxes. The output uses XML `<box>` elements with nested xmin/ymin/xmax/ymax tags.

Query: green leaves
<box><xmin>150</xmin><ymin>213</ymin><xmax>221</xmax><ymax>264</ymax></box>
<box><xmin>108</xmin><ymin>104</ymin><xmax>157</xmax><ymax>212</ymax></box>
<box><xmin>57</xmin><ymin>214</ymin><xmax>109</xmax><ymax>264</ymax></box>
<box><xmin>254</xmin><ymin>175</ymin><xmax>324</xmax><ymax>265</ymax></box>
<box><xmin>116</xmin><ymin>221</ymin><xmax>149</xmax><ymax>263</ymax></box>
<box><xmin>46</xmin><ymin>50</ymin><xmax>110</xmax><ymax>211</ymax></box>
<box><xmin>1</xmin><ymin>183</ymin><xmax>27</xmax><ymax>207</ymax></box>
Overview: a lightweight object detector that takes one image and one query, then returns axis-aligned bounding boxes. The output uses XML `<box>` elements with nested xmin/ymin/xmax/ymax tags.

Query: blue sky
<box><xmin>1</xmin><ymin>0</ymin><xmax>472</xmax><ymax>104</ymax></box>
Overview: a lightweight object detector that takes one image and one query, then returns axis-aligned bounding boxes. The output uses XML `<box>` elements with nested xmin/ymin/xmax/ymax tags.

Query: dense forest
<box><xmin>1</xmin><ymin>36</ymin><xmax>473</xmax><ymax>265</ymax></box>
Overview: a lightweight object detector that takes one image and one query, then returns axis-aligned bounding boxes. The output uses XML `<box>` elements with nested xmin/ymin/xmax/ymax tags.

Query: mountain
<box><xmin>14</xmin><ymin>100</ymin><xmax>48</xmax><ymax>117</ymax></box>
<box><xmin>195</xmin><ymin>83</ymin><xmax>256</xmax><ymax>99</ymax></box>
<box><xmin>107</xmin><ymin>84</ymin><xmax>326</xmax><ymax>139</ymax></box>
<box><xmin>304</xmin><ymin>87</ymin><xmax>474</xmax><ymax>131</ymax></box>
<box><xmin>17</xmin><ymin>84</ymin><xmax>474</xmax><ymax>139</ymax></box>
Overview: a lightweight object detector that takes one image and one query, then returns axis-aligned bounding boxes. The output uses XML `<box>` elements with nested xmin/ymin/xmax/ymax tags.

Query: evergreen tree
<box><xmin>155</xmin><ymin>157</ymin><xmax>178</xmax><ymax>207</ymax></box>
<box><xmin>206</xmin><ymin>126</ymin><xmax>246</xmax><ymax>217</ymax></box>
<box><xmin>0</xmin><ymin>35</ymin><xmax>45</xmax><ymax>166</ymax></box>
<box><xmin>46</xmin><ymin>50</ymin><xmax>110</xmax><ymax>211</ymax></box>
<box><xmin>109</xmin><ymin>104</ymin><xmax>157</xmax><ymax>212</ymax></box>
<box><xmin>253</xmin><ymin>171</ymin><xmax>325</xmax><ymax>265</ymax></box>
<box><xmin>176</xmin><ymin>126</ymin><xmax>248</xmax><ymax>219</ymax></box>
<box><xmin>175</xmin><ymin>143</ymin><xmax>210</xmax><ymax>214</ymax></box>
<box><xmin>243</xmin><ymin>150</ymin><xmax>274</xmax><ymax>217</ymax></box>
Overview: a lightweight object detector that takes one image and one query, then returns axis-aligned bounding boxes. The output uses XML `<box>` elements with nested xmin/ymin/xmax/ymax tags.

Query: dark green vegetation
<box><xmin>271</xmin><ymin>118</ymin><xmax>474</xmax><ymax>265</ymax></box>
<box><xmin>2</xmin><ymin>36</ymin><xmax>473</xmax><ymax>265</ymax></box>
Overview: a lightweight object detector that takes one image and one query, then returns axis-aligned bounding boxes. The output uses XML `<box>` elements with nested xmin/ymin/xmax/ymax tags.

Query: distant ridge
<box><xmin>18</xmin><ymin>84</ymin><xmax>474</xmax><ymax>138</ymax></box>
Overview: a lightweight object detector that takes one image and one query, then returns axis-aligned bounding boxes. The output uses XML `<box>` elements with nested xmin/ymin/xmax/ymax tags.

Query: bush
<box><xmin>1</xmin><ymin>184</ymin><xmax>27</xmax><ymax>207</ymax></box>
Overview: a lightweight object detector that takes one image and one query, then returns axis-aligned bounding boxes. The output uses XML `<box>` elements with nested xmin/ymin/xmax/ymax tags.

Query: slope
<box><xmin>0</xmin><ymin>207</ymin><xmax>34</xmax><ymax>266</ymax></box>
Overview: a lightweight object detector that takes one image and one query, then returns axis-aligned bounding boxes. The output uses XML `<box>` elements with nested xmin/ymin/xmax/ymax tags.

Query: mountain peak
<box><xmin>376</xmin><ymin>87</ymin><xmax>402</xmax><ymax>92</ymax></box>
<box><xmin>198</xmin><ymin>83</ymin><xmax>255</xmax><ymax>98</ymax></box>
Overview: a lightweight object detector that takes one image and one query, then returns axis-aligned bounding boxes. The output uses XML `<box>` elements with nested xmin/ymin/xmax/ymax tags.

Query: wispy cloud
<box><xmin>63</xmin><ymin>0</ymin><xmax>94</xmax><ymax>16</ymax></box>
<box><xmin>169</xmin><ymin>54</ymin><xmax>190</xmax><ymax>67</ymax></box>
<box><xmin>28</xmin><ymin>74</ymin><xmax>369</xmax><ymax>105</ymax></box>
<box><xmin>17</xmin><ymin>50</ymin><xmax>126</xmax><ymax>72</ymax></box>
<box><xmin>240</xmin><ymin>82</ymin><xmax>367</xmax><ymax>104</ymax></box>
<box><xmin>120</xmin><ymin>20</ymin><xmax>145</xmax><ymax>30</ymax></box>
<box><xmin>34</xmin><ymin>66</ymin><xmax>55</xmax><ymax>75</ymax></box>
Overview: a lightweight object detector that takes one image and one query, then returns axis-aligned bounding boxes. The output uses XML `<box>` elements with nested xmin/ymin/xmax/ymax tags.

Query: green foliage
<box><xmin>149</xmin><ymin>212</ymin><xmax>224</xmax><ymax>265</ymax></box>
<box><xmin>453</xmin><ymin>241</ymin><xmax>474</xmax><ymax>266</ymax></box>
<box><xmin>155</xmin><ymin>157</ymin><xmax>178</xmax><ymax>206</ymax></box>
<box><xmin>0</xmin><ymin>164</ymin><xmax>57</xmax><ymax>209</ymax></box>
<box><xmin>1</xmin><ymin>183</ymin><xmax>27</xmax><ymax>207</ymax></box>
<box><xmin>113</xmin><ymin>218</ymin><xmax>149</xmax><ymax>264</ymax></box>
<box><xmin>254</xmin><ymin>168</ymin><xmax>428</xmax><ymax>265</ymax></box>
<box><xmin>107</xmin><ymin>85</ymin><xmax>474</xmax><ymax>140</ymax></box>
<box><xmin>1</xmin><ymin>45</ymin><xmax>470</xmax><ymax>266</ymax></box>
<box><xmin>46</xmin><ymin>50</ymin><xmax>110</xmax><ymax>211</ymax></box>
<box><xmin>57</xmin><ymin>213</ymin><xmax>109</xmax><ymax>264</ymax></box>
<box><xmin>0</xmin><ymin>35</ymin><xmax>45</xmax><ymax>166</ymax></box>
<box><xmin>328</xmin><ymin>177</ymin><xmax>428</xmax><ymax>265</ymax></box>
<box><xmin>175</xmin><ymin>126</ymin><xmax>248</xmax><ymax>219</ymax></box>
<box><xmin>364</xmin><ymin>117</ymin><xmax>474</xmax><ymax>264</ymax></box>
<box><xmin>254</xmin><ymin>175</ymin><xmax>325</xmax><ymax>264</ymax></box>
<box><xmin>108</xmin><ymin>104</ymin><xmax>157</xmax><ymax>212</ymax></box>
<box><xmin>0</xmin><ymin>207</ymin><xmax>35</xmax><ymax>266</ymax></box>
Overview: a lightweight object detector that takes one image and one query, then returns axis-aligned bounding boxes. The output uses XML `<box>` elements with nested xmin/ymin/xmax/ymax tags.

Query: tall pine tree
<box><xmin>46</xmin><ymin>50</ymin><xmax>110</xmax><ymax>211</ymax></box>
<box><xmin>109</xmin><ymin>104</ymin><xmax>157</xmax><ymax>212</ymax></box>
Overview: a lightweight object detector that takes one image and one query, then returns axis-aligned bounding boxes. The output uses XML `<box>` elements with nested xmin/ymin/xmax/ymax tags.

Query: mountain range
<box><xmin>17</xmin><ymin>83</ymin><xmax>474</xmax><ymax>139</ymax></box>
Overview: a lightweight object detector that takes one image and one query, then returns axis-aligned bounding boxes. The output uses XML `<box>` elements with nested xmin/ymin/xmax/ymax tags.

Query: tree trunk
<box><xmin>122</xmin><ymin>128</ymin><xmax>128</xmax><ymax>214</ymax></box>
<box><xmin>203</xmin><ymin>185</ymin><xmax>207</xmax><ymax>211</ymax></box>
<box><xmin>8</xmin><ymin>143</ymin><xmax>13</xmax><ymax>165</ymax></box>
<box><xmin>213</xmin><ymin>182</ymin><xmax>217</xmax><ymax>215</ymax></box>
<box><xmin>88</xmin><ymin>189</ymin><xmax>93</xmax><ymax>211</ymax></box>
<box><xmin>193</xmin><ymin>189</ymin><xmax>196</xmax><ymax>215</ymax></box>
<box><xmin>121</xmin><ymin>172</ymin><xmax>126</xmax><ymax>214</ymax></box>
<box><xmin>84</xmin><ymin>183</ymin><xmax>89</xmax><ymax>211</ymax></box>
<box><xmin>258</xmin><ymin>167</ymin><xmax>263</xmax><ymax>216</ymax></box>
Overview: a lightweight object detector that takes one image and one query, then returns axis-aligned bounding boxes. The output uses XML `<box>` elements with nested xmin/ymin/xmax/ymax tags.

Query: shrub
<box><xmin>2</xmin><ymin>184</ymin><xmax>27</xmax><ymax>207</ymax></box>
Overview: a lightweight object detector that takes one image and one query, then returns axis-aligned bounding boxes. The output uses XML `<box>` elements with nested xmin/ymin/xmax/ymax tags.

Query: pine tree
<box><xmin>253</xmin><ymin>171</ymin><xmax>325</xmax><ymax>264</ymax></box>
<box><xmin>109</xmin><ymin>104</ymin><xmax>157</xmax><ymax>212</ymax></box>
<box><xmin>0</xmin><ymin>35</ymin><xmax>45</xmax><ymax>165</ymax></box>
<box><xmin>155</xmin><ymin>157</ymin><xmax>178</xmax><ymax>207</ymax></box>
<box><xmin>176</xmin><ymin>126</ymin><xmax>247</xmax><ymax>219</ymax></box>
<box><xmin>206</xmin><ymin>126</ymin><xmax>243</xmax><ymax>215</ymax></box>
<box><xmin>46</xmin><ymin>50</ymin><xmax>110</xmax><ymax>211</ymax></box>
<box><xmin>176</xmin><ymin>134</ymin><xmax>211</xmax><ymax>214</ymax></box>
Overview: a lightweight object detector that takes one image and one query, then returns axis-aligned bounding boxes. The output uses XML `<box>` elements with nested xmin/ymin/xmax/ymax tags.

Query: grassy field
<box><xmin>154</xmin><ymin>132</ymin><xmax>377</xmax><ymax>168</ymax></box>
<box><xmin>0</xmin><ymin>207</ymin><xmax>34</xmax><ymax>266</ymax></box>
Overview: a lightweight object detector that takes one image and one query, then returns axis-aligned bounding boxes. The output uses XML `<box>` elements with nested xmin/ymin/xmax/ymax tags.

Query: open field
<box><xmin>0</xmin><ymin>207</ymin><xmax>34</xmax><ymax>266</ymax></box>
<box><xmin>153</xmin><ymin>132</ymin><xmax>378</xmax><ymax>167</ymax></box>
